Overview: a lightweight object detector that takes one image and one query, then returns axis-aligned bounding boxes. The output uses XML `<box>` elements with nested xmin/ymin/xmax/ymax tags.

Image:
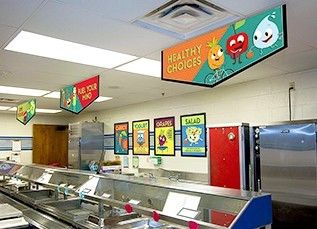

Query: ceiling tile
<box><xmin>0</xmin><ymin>0</ymin><xmax>43</xmax><ymax>27</ymax></box>
<box><xmin>145</xmin><ymin>51</ymin><xmax>161</xmax><ymax>61</ymax></box>
<box><xmin>0</xmin><ymin>51</ymin><xmax>105</xmax><ymax>84</ymax></box>
<box><xmin>55</xmin><ymin>0</ymin><xmax>170</xmax><ymax>22</ymax></box>
<box><xmin>0</xmin><ymin>25</ymin><xmax>16</xmax><ymax>48</ymax></box>
<box><xmin>23</xmin><ymin>1</ymin><xmax>179</xmax><ymax>57</ymax></box>
<box><xmin>287</xmin><ymin>0</ymin><xmax>317</xmax><ymax>48</ymax></box>
<box><xmin>212</xmin><ymin>0</ymin><xmax>283</xmax><ymax>16</ymax></box>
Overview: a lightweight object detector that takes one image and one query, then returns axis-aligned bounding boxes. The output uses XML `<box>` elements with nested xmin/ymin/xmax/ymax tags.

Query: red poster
<box><xmin>60</xmin><ymin>75</ymin><xmax>99</xmax><ymax>114</ymax></box>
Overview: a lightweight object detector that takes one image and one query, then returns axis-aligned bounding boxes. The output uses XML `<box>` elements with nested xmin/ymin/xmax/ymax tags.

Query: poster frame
<box><xmin>180</xmin><ymin>112</ymin><xmax>207</xmax><ymax>157</ymax></box>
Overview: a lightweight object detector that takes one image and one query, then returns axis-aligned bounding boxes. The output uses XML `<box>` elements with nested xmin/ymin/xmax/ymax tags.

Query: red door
<box><xmin>209</xmin><ymin>126</ymin><xmax>240</xmax><ymax>189</ymax></box>
<box><xmin>209</xmin><ymin>126</ymin><xmax>240</xmax><ymax>226</ymax></box>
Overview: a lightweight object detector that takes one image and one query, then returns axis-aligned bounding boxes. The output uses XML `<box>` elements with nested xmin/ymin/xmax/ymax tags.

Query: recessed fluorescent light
<box><xmin>0</xmin><ymin>106</ymin><xmax>11</xmax><ymax>110</ymax></box>
<box><xmin>95</xmin><ymin>96</ymin><xmax>112</xmax><ymax>102</ymax></box>
<box><xmin>8</xmin><ymin>107</ymin><xmax>17</xmax><ymax>111</ymax></box>
<box><xmin>8</xmin><ymin>107</ymin><xmax>61</xmax><ymax>113</ymax></box>
<box><xmin>115</xmin><ymin>58</ymin><xmax>161</xmax><ymax>77</ymax></box>
<box><xmin>44</xmin><ymin>91</ymin><xmax>60</xmax><ymax>98</ymax></box>
<box><xmin>43</xmin><ymin>91</ymin><xmax>112</xmax><ymax>102</ymax></box>
<box><xmin>0</xmin><ymin>85</ymin><xmax>50</xmax><ymax>96</ymax></box>
<box><xmin>5</xmin><ymin>31</ymin><xmax>137</xmax><ymax>68</ymax></box>
<box><xmin>36</xmin><ymin>109</ymin><xmax>61</xmax><ymax>114</ymax></box>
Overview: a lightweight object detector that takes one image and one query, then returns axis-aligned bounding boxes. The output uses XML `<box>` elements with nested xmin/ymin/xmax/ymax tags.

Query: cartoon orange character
<box><xmin>207</xmin><ymin>38</ymin><xmax>224</xmax><ymax>70</ymax></box>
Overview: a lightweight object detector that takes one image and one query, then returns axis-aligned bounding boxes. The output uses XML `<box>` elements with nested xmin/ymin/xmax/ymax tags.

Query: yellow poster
<box><xmin>154</xmin><ymin>117</ymin><xmax>175</xmax><ymax>156</ymax></box>
<box><xmin>132</xmin><ymin>120</ymin><xmax>150</xmax><ymax>155</ymax></box>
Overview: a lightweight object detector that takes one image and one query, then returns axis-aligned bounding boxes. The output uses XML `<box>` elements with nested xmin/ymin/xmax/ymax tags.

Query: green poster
<box><xmin>16</xmin><ymin>99</ymin><xmax>36</xmax><ymax>125</ymax></box>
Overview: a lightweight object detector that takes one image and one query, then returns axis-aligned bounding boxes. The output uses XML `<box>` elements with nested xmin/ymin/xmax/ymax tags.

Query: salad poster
<box><xmin>60</xmin><ymin>75</ymin><xmax>99</xmax><ymax>114</ymax></box>
<box><xmin>181</xmin><ymin>113</ymin><xmax>206</xmax><ymax>157</ymax></box>
<box><xmin>162</xmin><ymin>5</ymin><xmax>287</xmax><ymax>87</ymax></box>
<box><xmin>114</xmin><ymin>122</ymin><xmax>129</xmax><ymax>155</ymax></box>
<box><xmin>154</xmin><ymin>117</ymin><xmax>175</xmax><ymax>156</ymax></box>
<box><xmin>132</xmin><ymin>120</ymin><xmax>150</xmax><ymax>155</ymax></box>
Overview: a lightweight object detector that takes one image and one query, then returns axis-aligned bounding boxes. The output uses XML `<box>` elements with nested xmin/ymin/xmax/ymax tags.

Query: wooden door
<box><xmin>33</xmin><ymin>124</ymin><xmax>68</xmax><ymax>166</ymax></box>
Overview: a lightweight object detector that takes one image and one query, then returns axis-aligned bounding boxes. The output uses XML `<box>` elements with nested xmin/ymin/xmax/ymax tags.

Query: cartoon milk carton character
<box><xmin>137</xmin><ymin>130</ymin><xmax>145</xmax><ymax>146</ymax></box>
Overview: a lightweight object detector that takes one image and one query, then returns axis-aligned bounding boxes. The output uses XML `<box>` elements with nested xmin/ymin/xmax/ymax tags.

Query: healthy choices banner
<box><xmin>154</xmin><ymin>117</ymin><xmax>175</xmax><ymax>156</ymax></box>
<box><xmin>114</xmin><ymin>122</ymin><xmax>129</xmax><ymax>155</ymax></box>
<box><xmin>132</xmin><ymin>120</ymin><xmax>150</xmax><ymax>155</ymax></box>
<box><xmin>60</xmin><ymin>75</ymin><xmax>99</xmax><ymax>114</ymax></box>
<box><xmin>181</xmin><ymin>113</ymin><xmax>206</xmax><ymax>157</ymax></box>
<box><xmin>162</xmin><ymin>5</ymin><xmax>287</xmax><ymax>87</ymax></box>
<box><xmin>16</xmin><ymin>99</ymin><xmax>36</xmax><ymax>125</ymax></box>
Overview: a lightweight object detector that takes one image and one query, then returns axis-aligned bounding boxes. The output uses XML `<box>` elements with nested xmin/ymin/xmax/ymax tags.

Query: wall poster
<box><xmin>114</xmin><ymin>122</ymin><xmax>129</xmax><ymax>155</ymax></box>
<box><xmin>132</xmin><ymin>119</ymin><xmax>150</xmax><ymax>155</ymax></box>
<box><xmin>154</xmin><ymin>117</ymin><xmax>175</xmax><ymax>156</ymax></box>
<box><xmin>162</xmin><ymin>5</ymin><xmax>287</xmax><ymax>88</ymax></box>
<box><xmin>180</xmin><ymin>113</ymin><xmax>206</xmax><ymax>157</ymax></box>
<box><xmin>60</xmin><ymin>75</ymin><xmax>99</xmax><ymax>114</ymax></box>
<box><xmin>16</xmin><ymin>99</ymin><xmax>36</xmax><ymax>125</ymax></box>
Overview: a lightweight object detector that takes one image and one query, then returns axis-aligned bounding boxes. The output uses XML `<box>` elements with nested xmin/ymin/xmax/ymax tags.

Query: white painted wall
<box><xmin>71</xmin><ymin>68</ymin><xmax>317</xmax><ymax>174</ymax></box>
<box><xmin>0</xmin><ymin>113</ymin><xmax>69</xmax><ymax>164</ymax></box>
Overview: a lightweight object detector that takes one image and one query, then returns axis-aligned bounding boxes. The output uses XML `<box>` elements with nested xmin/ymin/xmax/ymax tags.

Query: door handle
<box><xmin>281</xmin><ymin>129</ymin><xmax>290</xmax><ymax>134</ymax></box>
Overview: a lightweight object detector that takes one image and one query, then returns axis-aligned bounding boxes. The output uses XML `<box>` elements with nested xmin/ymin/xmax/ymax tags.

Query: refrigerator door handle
<box><xmin>281</xmin><ymin>129</ymin><xmax>290</xmax><ymax>134</ymax></box>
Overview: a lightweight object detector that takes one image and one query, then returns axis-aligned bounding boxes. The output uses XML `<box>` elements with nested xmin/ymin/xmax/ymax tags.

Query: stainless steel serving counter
<box><xmin>0</xmin><ymin>193</ymin><xmax>72</xmax><ymax>229</ymax></box>
<box><xmin>0</xmin><ymin>161</ymin><xmax>273</xmax><ymax>229</ymax></box>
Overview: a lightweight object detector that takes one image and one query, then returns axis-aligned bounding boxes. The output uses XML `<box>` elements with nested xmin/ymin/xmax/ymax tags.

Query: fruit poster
<box><xmin>181</xmin><ymin>113</ymin><xmax>206</xmax><ymax>157</ymax></box>
<box><xmin>16</xmin><ymin>99</ymin><xmax>36</xmax><ymax>125</ymax></box>
<box><xmin>162</xmin><ymin>5</ymin><xmax>287</xmax><ymax>87</ymax></box>
<box><xmin>154</xmin><ymin>117</ymin><xmax>175</xmax><ymax>156</ymax></box>
<box><xmin>60</xmin><ymin>75</ymin><xmax>99</xmax><ymax>114</ymax></box>
<box><xmin>132</xmin><ymin>120</ymin><xmax>150</xmax><ymax>155</ymax></box>
<box><xmin>114</xmin><ymin>122</ymin><xmax>129</xmax><ymax>155</ymax></box>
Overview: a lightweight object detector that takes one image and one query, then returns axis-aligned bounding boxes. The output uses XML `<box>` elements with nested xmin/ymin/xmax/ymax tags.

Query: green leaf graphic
<box><xmin>234</xmin><ymin>19</ymin><xmax>246</xmax><ymax>30</ymax></box>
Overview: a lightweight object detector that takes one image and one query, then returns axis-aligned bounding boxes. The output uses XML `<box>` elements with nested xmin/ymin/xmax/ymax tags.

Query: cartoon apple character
<box><xmin>226</xmin><ymin>32</ymin><xmax>249</xmax><ymax>64</ymax></box>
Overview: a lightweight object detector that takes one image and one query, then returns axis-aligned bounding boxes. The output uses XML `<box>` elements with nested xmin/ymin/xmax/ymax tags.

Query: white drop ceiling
<box><xmin>0</xmin><ymin>0</ymin><xmax>316</xmax><ymax>115</ymax></box>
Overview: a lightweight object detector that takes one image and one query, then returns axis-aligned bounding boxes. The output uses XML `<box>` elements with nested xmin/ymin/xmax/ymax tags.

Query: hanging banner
<box><xmin>181</xmin><ymin>113</ymin><xmax>206</xmax><ymax>157</ymax></box>
<box><xmin>114</xmin><ymin>122</ymin><xmax>129</xmax><ymax>155</ymax></box>
<box><xmin>132</xmin><ymin>119</ymin><xmax>150</xmax><ymax>155</ymax></box>
<box><xmin>16</xmin><ymin>99</ymin><xmax>36</xmax><ymax>125</ymax></box>
<box><xmin>60</xmin><ymin>75</ymin><xmax>99</xmax><ymax>114</ymax></box>
<box><xmin>154</xmin><ymin>117</ymin><xmax>175</xmax><ymax>156</ymax></box>
<box><xmin>162</xmin><ymin>5</ymin><xmax>287</xmax><ymax>87</ymax></box>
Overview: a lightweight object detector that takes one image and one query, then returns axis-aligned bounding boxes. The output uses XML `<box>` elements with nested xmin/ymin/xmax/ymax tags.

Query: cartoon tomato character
<box><xmin>207</xmin><ymin>38</ymin><xmax>224</xmax><ymax>70</ymax></box>
<box><xmin>226</xmin><ymin>32</ymin><xmax>249</xmax><ymax>64</ymax></box>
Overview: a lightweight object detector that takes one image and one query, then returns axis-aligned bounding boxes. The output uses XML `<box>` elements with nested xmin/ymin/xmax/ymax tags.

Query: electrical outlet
<box><xmin>289</xmin><ymin>81</ymin><xmax>295</xmax><ymax>89</ymax></box>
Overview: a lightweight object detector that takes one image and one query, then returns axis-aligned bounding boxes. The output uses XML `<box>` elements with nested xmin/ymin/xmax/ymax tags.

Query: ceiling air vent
<box><xmin>133</xmin><ymin>0</ymin><xmax>240</xmax><ymax>40</ymax></box>
<box><xmin>0</xmin><ymin>97</ymin><xmax>20</xmax><ymax>104</ymax></box>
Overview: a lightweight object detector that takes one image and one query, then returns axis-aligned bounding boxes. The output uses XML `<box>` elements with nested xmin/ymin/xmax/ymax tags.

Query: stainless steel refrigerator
<box><xmin>253</xmin><ymin>120</ymin><xmax>317</xmax><ymax>227</ymax></box>
<box><xmin>68</xmin><ymin>122</ymin><xmax>104</xmax><ymax>171</ymax></box>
